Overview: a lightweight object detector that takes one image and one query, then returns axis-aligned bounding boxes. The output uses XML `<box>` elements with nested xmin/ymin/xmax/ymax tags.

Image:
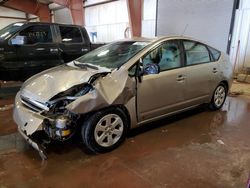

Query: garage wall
<box><xmin>52</xmin><ymin>0</ymin><xmax>158</xmax><ymax>42</ymax></box>
<box><xmin>230</xmin><ymin>0</ymin><xmax>250</xmax><ymax>72</ymax></box>
<box><xmin>156</xmin><ymin>0</ymin><xmax>235</xmax><ymax>53</ymax></box>
<box><xmin>53</xmin><ymin>8</ymin><xmax>73</xmax><ymax>24</ymax></box>
<box><xmin>85</xmin><ymin>0</ymin><xmax>129</xmax><ymax>42</ymax></box>
<box><xmin>0</xmin><ymin>7</ymin><xmax>27</xmax><ymax>30</ymax></box>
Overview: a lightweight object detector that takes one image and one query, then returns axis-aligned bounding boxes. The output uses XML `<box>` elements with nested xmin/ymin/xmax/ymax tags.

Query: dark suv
<box><xmin>0</xmin><ymin>22</ymin><xmax>104</xmax><ymax>81</ymax></box>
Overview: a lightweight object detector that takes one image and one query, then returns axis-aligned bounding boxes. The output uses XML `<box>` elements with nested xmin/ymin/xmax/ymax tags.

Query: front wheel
<box><xmin>209</xmin><ymin>83</ymin><xmax>227</xmax><ymax>111</ymax></box>
<box><xmin>81</xmin><ymin>107</ymin><xmax>128</xmax><ymax>153</ymax></box>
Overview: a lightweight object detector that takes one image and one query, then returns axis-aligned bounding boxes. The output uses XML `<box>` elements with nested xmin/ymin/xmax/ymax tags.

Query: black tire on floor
<box><xmin>81</xmin><ymin>107</ymin><xmax>128</xmax><ymax>153</ymax></box>
<box><xmin>209</xmin><ymin>83</ymin><xmax>228</xmax><ymax>111</ymax></box>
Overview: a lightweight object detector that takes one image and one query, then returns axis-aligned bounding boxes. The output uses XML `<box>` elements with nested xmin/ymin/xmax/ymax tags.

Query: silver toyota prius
<box><xmin>13</xmin><ymin>36</ymin><xmax>233</xmax><ymax>159</ymax></box>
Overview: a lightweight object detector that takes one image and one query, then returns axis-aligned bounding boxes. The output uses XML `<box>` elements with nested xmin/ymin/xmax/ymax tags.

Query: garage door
<box><xmin>156</xmin><ymin>0</ymin><xmax>236</xmax><ymax>53</ymax></box>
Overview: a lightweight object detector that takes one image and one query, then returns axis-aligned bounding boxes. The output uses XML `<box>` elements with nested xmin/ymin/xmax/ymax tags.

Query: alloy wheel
<box><xmin>214</xmin><ymin>85</ymin><xmax>226</xmax><ymax>108</ymax></box>
<box><xmin>94</xmin><ymin>114</ymin><xmax>124</xmax><ymax>147</ymax></box>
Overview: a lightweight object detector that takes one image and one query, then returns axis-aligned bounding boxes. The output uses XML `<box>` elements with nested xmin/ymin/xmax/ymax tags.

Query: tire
<box><xmin>81</xmin><ymin>107</ymin><xmax>128</xmax><ymax>153</ymax></box>
<box><xmin>209</xmin><ymin>83</ymin><xmax>227</xmax><ymax>111</ymax></box>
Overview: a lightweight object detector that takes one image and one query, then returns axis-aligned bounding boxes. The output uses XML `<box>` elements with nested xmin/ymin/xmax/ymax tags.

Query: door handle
<box><xmin>212</xmin><ymin>68</ymin><xmax>218</xmax><ymax>73</ymax></box>
<box><xmin>36</xmin><ymin>48</ymin><xmax>45</xmax><ymax>51</ymax></box>
<box><xmin>81</xmin><ymin>48</ymin><xmax>89</xmax><ymax>52</ymax></box>
<box><xmin>50</xmin><ymin>48</ymin><xmax>59</xmax><ymax>52</ymax></box>
<box><xmin>176</xmin><ymin>75</ymin><xmax>185</xmax><ymax>82</ymax></box>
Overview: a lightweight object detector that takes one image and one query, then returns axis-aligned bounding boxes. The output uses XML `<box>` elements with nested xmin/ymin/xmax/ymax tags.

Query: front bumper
<box><xmin>13</xmin><ymin>92</ymin><xmax>48</xmax><ymax>160</ymax></box>
<box><xmin>18</xmin><ymin>128</ymin><xmax>47</xmax><ymax>160</ymax></box>
<box><xmin>13</xmin><ymin>92</ymin><xmax>45</xmax><ymax>135</ymax></box>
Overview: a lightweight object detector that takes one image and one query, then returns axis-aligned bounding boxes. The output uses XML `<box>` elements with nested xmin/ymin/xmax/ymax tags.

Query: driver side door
<box><xmin>137</xmin><ymin>40</ymin><xmax>187</xmax><ymax>122</ymax></box>
<box><xmin>15</xmin><ymin>24</ymin><xmax>63</xmax><ymax>80</ymax></box>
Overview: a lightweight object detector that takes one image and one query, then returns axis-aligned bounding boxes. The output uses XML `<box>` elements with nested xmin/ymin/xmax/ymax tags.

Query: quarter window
<box><xmin>184</xmin><ymin>41</ymin><xmax>210</xmax><ymax>65</ymax></box>
<box><xmin>19</xmin><ymin>25</ymin><xmax>52</xmax><ymax>44</ymax></box>
<box><xmin>208</xmin><ymin>46</ymin><xmax>221</xmax><ymax>61</ymax></box>
<box><xmin>59</xmin><ymin>26</ymin><xmax>83</xmax><ymax>43</ymax></box>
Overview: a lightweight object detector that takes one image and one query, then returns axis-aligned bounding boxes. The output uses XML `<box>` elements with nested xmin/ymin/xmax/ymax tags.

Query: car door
<box><xmin>0</xmin><ymin>41</ymin><xmax>18</xmax><ymax>81</ymax></box>
<box><xmin>57</xmin><ymin>25</ymin><xmax>91</xmax><ymax>63</ymax></box>
<box><xmin>136</xmin><ymin>40</ymin><xmax>187</xmax><ymax>122</ymax></box>
<box><xmin>182</xmin><ymin>40</ymin><xmax>217</xmax><ymax>106</ymax></box>
<box><xmin>14</xmin><ymin>24</ymin><xmax>63</xmax><ymax>80</ymax></box>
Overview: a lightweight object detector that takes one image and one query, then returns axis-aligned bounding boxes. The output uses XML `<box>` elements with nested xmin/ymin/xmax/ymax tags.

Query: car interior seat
<box><xmin>159</xmin><ymin>44</ymin><xmax>180</xmax><ymax>70</ymax></box>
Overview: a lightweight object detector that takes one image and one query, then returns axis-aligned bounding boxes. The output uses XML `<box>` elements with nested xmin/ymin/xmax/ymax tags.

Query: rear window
<box><xmin>208</xmin><ymin>46</ymin><xmax>221</xmax><ymax>61</ymax></box>
<box><xmin>59</xmin><ymin>26</ymin><xmax>83</xmax><ymax>43</ymax></box>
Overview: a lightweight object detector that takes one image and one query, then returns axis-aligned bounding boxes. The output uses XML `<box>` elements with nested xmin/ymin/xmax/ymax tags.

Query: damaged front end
<box><xmin>13</xmin><ymin>72</ymin><xmax>106</xmax><ymax>160</ymax></box>
<box><xmin>13</xmin><ymin>66</ymin><xmax>135</xmax><ymax>160</ymax></box>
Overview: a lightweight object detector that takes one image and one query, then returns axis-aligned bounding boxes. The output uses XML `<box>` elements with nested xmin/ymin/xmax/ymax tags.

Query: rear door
<box><xmin>182</xmin><ymin>40</ymin><xmax>218</xmax><ymax>105</ymax></box>
<box><xmin>137</xmin><ymin>40</ymin><xmax>187</xmax><ymax>121</ymax></box>
<box><xmin>15</xmin><ymin>24</ymin><xmax>62</xmax><ymax>79</ymax></box>
<box><xmin>57</xmin><ymin>25</ymin><xmax>91</xmax><ymax>63</ymax></box>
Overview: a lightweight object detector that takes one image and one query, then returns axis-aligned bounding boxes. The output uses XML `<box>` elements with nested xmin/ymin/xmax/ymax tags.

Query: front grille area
<box><xmin>20</xmin><ymin>96</ymin><xmax>48</xmax><ymax>112</ymax></box>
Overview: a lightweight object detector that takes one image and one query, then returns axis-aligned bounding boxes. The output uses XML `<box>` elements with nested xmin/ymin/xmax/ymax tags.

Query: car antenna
<box><xmin>181</xmin><ymin>24</ymin><xmax>189</xmax><ymax>36</ymax></box>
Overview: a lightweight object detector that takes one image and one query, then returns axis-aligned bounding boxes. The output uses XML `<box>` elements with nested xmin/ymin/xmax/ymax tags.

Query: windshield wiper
<box><xmin>73</xmin><ymin>60</ymin><xmax>99</xmax><ymax>70</ymax></box>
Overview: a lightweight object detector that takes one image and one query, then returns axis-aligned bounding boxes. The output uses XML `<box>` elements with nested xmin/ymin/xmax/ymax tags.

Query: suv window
<box><xmin>208</xmin><ymin>46</ymin><xmax>221</xmax><ymax>61</ymax></box>
<box><xmin>142</xmin><ymin>40</ymin><xmax>182</xmax><ymax>74</ymax></box>
<box><xmin>184</xmin><ymin>41</ymin><xmax>210</xmax><ymax>65</ymax></box>
<box><xmin>19</xmin><ymin>25</ymin><xmax>52</xmax><ymax>44</ymax></box>
<box><xmin>59</xmin><ymin>26</ymin><xmax>83</xmax><ymax>43</ymax></box>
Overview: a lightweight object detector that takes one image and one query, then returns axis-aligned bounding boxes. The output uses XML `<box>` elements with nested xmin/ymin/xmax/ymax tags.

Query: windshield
<box><xmin>76</xmin><ymin>41</ymin><xmax>150</xmax><ymax>69</ymax></box>
<box><xmin>0</xmin><ymin>23</ymin><xmax>24</xmax><ymax>40</ymax></box>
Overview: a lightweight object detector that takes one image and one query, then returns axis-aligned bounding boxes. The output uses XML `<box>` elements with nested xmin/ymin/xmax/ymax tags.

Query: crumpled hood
<box><xmin>20</xmin><ymin>62</ymin><xmax>111</xmax><ymax>103</ymax></box>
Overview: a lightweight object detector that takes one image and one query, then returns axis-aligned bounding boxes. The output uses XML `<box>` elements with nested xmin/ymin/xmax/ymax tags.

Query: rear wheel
<box><xmin>209</xmin><ymin>83</ymin><xmax>227</xmax><ymax>110</ymax></box>
<box><xmin>81</xmin><ymin>107</ymin><xmax>128</xmax><ymax>153</ymax></box>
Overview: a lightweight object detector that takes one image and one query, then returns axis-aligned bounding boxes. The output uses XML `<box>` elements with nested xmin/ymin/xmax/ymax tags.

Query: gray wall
<box><xmin>53</xmin><ymin>8</ymin><xmax>73</xmax><ymax>24</ymax></box>
<box><xmin>156</xmin><ymin>0</ymin><xmax>235</xmax><ymax>53</ymax></box>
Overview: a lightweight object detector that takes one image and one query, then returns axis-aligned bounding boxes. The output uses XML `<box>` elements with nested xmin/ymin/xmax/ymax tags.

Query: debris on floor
<box><xmin>217</xmin><ymin>139</ymin><xmax>225</xmax><ymax>145</ymax></box>
<box><xmin>0</xmin><ymin>104</ymin><xmax>14</xmax><ymax>112</ymax></box>
<box><xmin>229</xmin><ymin>80</ymin><xmax>250</xmax><ymax>97</ymax></box>
<box><xmin>161</xmin><ymin>129</ymin><xmax>168</xmax><ymax>133</ymax></box>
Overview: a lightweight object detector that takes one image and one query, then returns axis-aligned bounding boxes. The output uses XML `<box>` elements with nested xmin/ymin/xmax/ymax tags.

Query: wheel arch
<box><xmin>220</xmin><ymin>80</ymin><xmax>229</xmax><ymax>93</ymax></box>
<box><xmin>79</xmin><ymin>104</ymin><xmax>131</xmax><ymax>130</ymax></box>
<box><xmin>113</xmin><ymin>104</ymin><xmax>132</xmax><ymax>130</ymax></box>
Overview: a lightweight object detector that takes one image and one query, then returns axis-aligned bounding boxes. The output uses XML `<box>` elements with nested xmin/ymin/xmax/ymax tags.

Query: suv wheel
<box><xmin>81</xmin><ymin>107</ymin><xmax>128</xmax><ymax>153</ymax></box>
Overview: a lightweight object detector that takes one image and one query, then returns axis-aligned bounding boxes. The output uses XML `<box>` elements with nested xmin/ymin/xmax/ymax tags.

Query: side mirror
<box><xmin>10</xmin><ymin>35</ymin><xmax>26</xmax><ymax>45</ymax></box>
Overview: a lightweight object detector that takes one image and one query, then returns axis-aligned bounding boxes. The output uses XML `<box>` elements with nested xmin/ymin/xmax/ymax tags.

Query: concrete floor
<box><xmin>0</xmin><ymin>82</ymin><xmax>250</xmax><ymax>188</ymax></box>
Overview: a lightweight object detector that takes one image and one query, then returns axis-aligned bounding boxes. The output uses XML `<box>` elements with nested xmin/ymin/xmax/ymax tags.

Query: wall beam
<box><xmin>127</xmin><ymin>0</ymin><xmax>142</xmax><ymax>37</ymax></box>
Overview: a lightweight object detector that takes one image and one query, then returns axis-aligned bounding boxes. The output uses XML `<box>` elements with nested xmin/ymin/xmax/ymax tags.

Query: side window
<box><xmin>59</xmin><ymin>26</ymin><xmax>83</xmax><ymax>43</ymax></box>
<box><xmin>208</xmin><ymin>46</ymin><xmax>221</xmax><ymax>61</ymax></box>
<box><xmin>184</xmin><ymin>41</ymin><xmax>210</xmax><ymax>65</ymax></box>
<box><xmin>19</xmin><ymin>25</ymin><xmax>52</xmax><ymax>44</ymax></box>
<box><xmin>142</xmin><ymin>40</ymin><xmax>182</xmax><ymax>74</ymax></box>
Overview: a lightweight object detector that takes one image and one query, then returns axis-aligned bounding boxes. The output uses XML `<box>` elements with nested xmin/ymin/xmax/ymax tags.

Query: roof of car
<box><xmin>117</xmin><ymin>36</ymin><xmax>208</xmax><ymax>45</ymax></box>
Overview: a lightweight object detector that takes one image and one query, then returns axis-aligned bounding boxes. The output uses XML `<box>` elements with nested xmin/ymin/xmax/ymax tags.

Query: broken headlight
<box><xmin>42</xmin><ymin>84</ymin><xmax>93</xmax><ymax>141</ymax></box>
